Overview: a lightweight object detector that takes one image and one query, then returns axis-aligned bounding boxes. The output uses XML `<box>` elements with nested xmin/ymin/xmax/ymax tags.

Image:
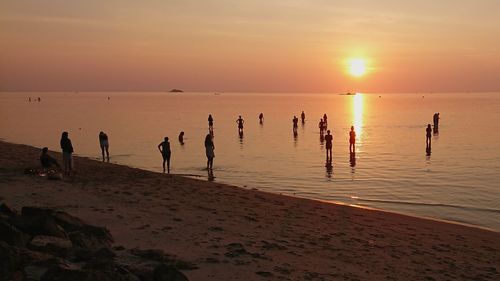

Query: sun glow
<box><xmin>348</xmin><ymin>58</ymin><xmax>367</xmax><ymax>77</ymax></box>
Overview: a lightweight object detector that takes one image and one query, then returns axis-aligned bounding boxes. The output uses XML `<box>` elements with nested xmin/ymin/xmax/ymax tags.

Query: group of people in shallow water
<box><xmin>40</xmin><ymin>112</ymin><xmax>440</xmax><ymax>177</ymax></box>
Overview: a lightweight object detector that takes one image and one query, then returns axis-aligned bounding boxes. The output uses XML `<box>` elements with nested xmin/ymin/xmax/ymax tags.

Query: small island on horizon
<box><xmin>169</xmin><ymin>89</ymin><xmax>184</xmax><ymax>93</ymax></box>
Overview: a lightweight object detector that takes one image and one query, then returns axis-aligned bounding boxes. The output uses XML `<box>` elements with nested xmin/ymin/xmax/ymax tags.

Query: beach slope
<box><xmin>0</xmin><ymin>141</ymin><xmax>499</xmax><ymax>280</ymax></box>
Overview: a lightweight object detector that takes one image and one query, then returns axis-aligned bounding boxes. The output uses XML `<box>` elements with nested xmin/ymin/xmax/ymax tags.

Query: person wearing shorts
<box><xmin>99</xmin><ymin>131</ymin><xmax>109</xmax><ymax>162</ymax></box>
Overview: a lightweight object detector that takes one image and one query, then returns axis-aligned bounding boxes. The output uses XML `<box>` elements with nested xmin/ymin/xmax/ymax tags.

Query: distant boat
<box><xmin>169</xmin><ymin>89</ymin><xmax>184</xmax><ymax>93</ymax></box>
<box><xmin>339</xmin><ymin>92</ymin><xmax>356</xmax><ymax>96</ymax></box>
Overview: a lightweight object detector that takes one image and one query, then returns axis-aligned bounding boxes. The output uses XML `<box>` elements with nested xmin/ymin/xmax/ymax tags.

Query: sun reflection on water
<box><xmin>352</xmin><ymin>93</ymin><xmax>364</xmax><ymax>141</ymax></box>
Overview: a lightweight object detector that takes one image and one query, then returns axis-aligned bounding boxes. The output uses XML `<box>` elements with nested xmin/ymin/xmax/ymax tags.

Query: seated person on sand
<box><xmin>40</xmin><ymin>147</ymin><xmax>60</xmax><ymax>169</ymax></box>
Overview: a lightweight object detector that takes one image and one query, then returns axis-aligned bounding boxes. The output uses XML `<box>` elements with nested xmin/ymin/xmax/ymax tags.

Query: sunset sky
<box><xmin>1</xmin><ymin>0</ymin><xmax>499</xmax><ymax>92</ymax></box>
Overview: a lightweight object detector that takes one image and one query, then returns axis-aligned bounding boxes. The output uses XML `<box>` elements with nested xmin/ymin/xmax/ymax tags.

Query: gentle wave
<box><xmin>354</xmin><ymin>197</ymin><xmax>500</xmax><ymax>214</ymax></box>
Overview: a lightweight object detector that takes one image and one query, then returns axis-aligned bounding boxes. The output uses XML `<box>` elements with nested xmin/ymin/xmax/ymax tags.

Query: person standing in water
<box><xmin>323</xmin><ymin>113</ymin><xmax>328</xmax><ymax>128</ymax></box>
<box><xmin>259</xmin><ymin>113</ymin><xmax>264</xmax><ymax>124</ymax></box>
<box><xmin>301</xmin><ymin>111</ymin><xmax>306</xmax><ymax>123</ymax></box>
<box><xmin>205</xmin><ymin>134</ymin><xmax>215</xmax><ymax>170</ymax></box>
<box><xmin>236</xmin><ymin>115</ymin><xmax>245</xmax><ymax>134</ymax></box>
<box><xmin>292</xmin><ymin>116</ymin><xmax>299</xmax><ymax>133</ymax></box>
<box><xmin>319</xmin><ymin>119</ymin><xmax>324</xmax><ymax>136</ymax></box>
<box><xmin>208</xmin><ymin>114</ymin><xmax>214</xmax><ymax>134</ymax></box>
<box><xmin>426</xmin><ymin>124</ymin><xmax>432</xmax><ymax>148</ymax></box>
<box><xmin>99</xmin><ymin>131</ymin><xmax>110</xmax><ymax>162</ymax></box>
<box><xmin>158</xmin><ymin>137</ymin><xmax>171</xmax><ymax>173</ymax></box>
<box><xmin>178</xmin><ymin>131</ymin><xmax>184</xmax><ymax>145</ymax></box>
<box><xmin>433</xmin><ymin>113</ymin><xmax>440</xmax><ymax>133</ymax></box>
<box><xmin>349</xmin><ymin>126</ymin><xmax>356</xmax><ymax>153</ymax></box>
<box><xmin>60</xmin><ymin>132</ymin><xmax>74</xmax><ymax>175</ymax></box>
<box><xmin>325</xmin><ymin>130</ymin><xmax>333</xmax><ymax>162</ymax></box>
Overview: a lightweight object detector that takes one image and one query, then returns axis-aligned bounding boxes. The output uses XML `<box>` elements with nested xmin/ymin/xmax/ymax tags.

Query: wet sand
<box><xmin>0</xmin><ymin>140</ymin><xmax>499</xmax><ymax>280</ymax></box>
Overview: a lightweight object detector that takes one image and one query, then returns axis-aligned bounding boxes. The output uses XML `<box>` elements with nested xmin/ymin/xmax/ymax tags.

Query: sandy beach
<box><xmin>0</xmin><ymin>140</ymin><xmax>499</xmax><ymax>281</ymax></box>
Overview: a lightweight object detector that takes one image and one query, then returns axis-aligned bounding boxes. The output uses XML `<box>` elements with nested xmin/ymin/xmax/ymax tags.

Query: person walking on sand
<box><xmin>325</xmin><ymin>130</ymin><xmax>333</xmax><ymax>162</ymax></box>
<box><xmin>236</xmin><ymin>115</ymin><xmax>245</xmax><ymax>134</ymax></box>
<box><xmin>60</xmin><ymin>131</ymin><xmax>74</xmax><ymax>175</ymax></box>
<box><xmin>259</xmin><ymin>113</ymin><xmax>264</xmax><ymax>124</ymax></box>
<box><xmin>426</xmin><ymin>124</ymin><xmax>432</xmax><ymax>148</ymax></box>
<box><xmin>301</xmin><ymin>111</ymin><xmax>306</xmax><ymax>123</ymax></box>
<box><xmin>99</xmin><ymin>131</ymin><xmax>109</xmax><ymax>162</ymax></box>
<box><xmin>158</xmin><ymin>137</ymin><xmax>171</xmax><ymax>173</ymax></box>
<box><xmin>208</xmin><ymin>114</ymin><xmax>214</xmax><ymax>134</ymax></box>
<box><xmin>205</xmin><ymin>134</ymin><xmax>215</xmax><ymax>170</ymax></box>
<box><xmin>349</xmin><ymin>126</ymin><xmax>356</xmax><ymax>153</ymax></box>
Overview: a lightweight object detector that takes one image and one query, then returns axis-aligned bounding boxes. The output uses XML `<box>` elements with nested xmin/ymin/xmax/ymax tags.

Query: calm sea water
<box><xmin>1</xmin><ymin>92</ymin><xmax>499</xmax><ymax>230</ymax></box>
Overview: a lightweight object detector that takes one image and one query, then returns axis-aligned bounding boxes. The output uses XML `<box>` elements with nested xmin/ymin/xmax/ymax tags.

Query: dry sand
<box><xmin>0</xmin><ymin>140</ymin><xmax>499</xmax><ymax>280</ymax></box>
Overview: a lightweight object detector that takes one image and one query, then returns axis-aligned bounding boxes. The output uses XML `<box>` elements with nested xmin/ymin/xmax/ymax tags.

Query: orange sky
<box><xmin>1</xmin><ymin>0</ymin><xmax>499</xmax><ymax>92</ymax></box>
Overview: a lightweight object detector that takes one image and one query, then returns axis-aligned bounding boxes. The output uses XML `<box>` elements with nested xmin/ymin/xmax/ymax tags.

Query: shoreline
<box><xmin>1</xmin><ymin>140</ymin><xmax>499</xmax><ymax>280</ymax></box>
<box><xmin>6</xmin><ymin>138</ymin><xmax>498</xmax><ymax>233</ymax></box>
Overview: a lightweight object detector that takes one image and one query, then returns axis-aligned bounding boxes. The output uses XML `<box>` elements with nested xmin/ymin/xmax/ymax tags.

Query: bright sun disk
<box><xmin>348</xmin><ymin>59</ymin><xmax>367</xmax><ymax>77</ymax></box>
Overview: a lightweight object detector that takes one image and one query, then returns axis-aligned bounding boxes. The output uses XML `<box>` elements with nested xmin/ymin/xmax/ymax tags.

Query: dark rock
<box><xmin>153</xmin><ymin>264</ymin><xmax>189</xmax><ymax>281</ymax></box>
<box><xmin>68</xmin><ymin>224</ymin><xmax>113</xmax><ymax>249</ymax></box>
<box><xmin>24</xmin><ymin>265</ymin><xmax>49</xmax><ymax>281</ymax></box>
<box><xmin>41</xmin><ymin>266</ymin><xmax>141</xmax><ymax>281</ymax></box>
<box><xmin>50</xmin><ymin>210</ymin><xmax>85</xmax><ymax>232</ymax></box>
<box><xmin>28</xmin><ymin>235</ymin><xmax>73</xmax><ymax>258</ymax></box>
<box><xmin>0</xmin><ymin>203</ymin><xmax>17</xmax><ymax>217</ymax></box>
<box><xmin>9</xmin><ymin>213</ymin><xmax>67</xmax><ymax>239</ymax></box>
<box><xmin>83</xmin><ymin>247</ymin><xmax>116</xmax><ymax>270</ymax></box>
<box><xmin>0</xmin><ymin>220</ymin><xmax>30</xmax><ymax>247</ymax></box>
<box><xmin>0</xmin><ymin>241</ymin><xmax>22</xmax><ymax>281</ymax></box>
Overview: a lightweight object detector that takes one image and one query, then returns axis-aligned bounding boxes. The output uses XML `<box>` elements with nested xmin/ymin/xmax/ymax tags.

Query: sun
<box><xmin>348</xmin><ymin>58</ymin><xmax>367</xmax><ymax>77</ymax></box>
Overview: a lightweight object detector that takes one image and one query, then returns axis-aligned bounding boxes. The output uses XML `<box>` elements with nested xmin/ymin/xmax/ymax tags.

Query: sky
<box><xmin>1</xmin><ymin>0</ymin><xmax>500</xmax><ymax>93</ymax></box>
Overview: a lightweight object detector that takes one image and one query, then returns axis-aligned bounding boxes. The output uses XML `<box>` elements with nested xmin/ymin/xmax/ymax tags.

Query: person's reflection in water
<box><xmin>207</xmin><ymin>169</ymin><xmax>215</xmax><ymax>181</ymax></box>
<box><xmin>293</xmin><ymin>130</ymin><xmax>298</xmax><ymax>146</ymax></box>
<box><xmin>350</xmin><ymin>152</ymin><xmax>356</xmax><ymax>168</ymax></box>
<box><xmin>426</xmin><ymin>144</ymin><xmax>432</xmax><ymax>157</ymax></box>
<box><xmin>325</xmin><ymin>159</ymin><xmax>333</xmax><ymax>178</ymax></box>
<box><xmin>238</xmin><ymin>131</ymin><xmax>244</xmax><ymax>146</ymax></box>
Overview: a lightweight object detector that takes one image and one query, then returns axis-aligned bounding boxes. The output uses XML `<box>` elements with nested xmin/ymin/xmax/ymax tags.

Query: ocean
<box><xmin>1</xmin><ymin>92</ymin><xmax>499</xmax><ymax>230</ymax></box>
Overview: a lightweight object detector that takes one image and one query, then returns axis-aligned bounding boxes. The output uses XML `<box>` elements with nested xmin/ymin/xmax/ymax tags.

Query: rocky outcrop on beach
<box><xmin>0</xmin><ymin>204</ymin><xmax>194</xmax><ymax>281</ymax></box>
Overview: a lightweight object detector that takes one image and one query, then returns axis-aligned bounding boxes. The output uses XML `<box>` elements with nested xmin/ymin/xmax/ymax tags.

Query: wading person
<box><xmin>158</xmin><ymin>137</ymin><xmax>171</xmax><ymax>173</ymax></box>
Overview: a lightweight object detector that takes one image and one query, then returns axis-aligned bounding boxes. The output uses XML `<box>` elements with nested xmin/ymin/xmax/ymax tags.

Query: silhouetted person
<box><xmin>426</xmin><ymin>124</ymin><xmax>432</xmax><ymax>148</ymax></box>
<box><xmin>319</xmin><ymin>119</ymin><xmax>325</xmax><ymax>136</ymax></box>
<box><xmin>208</xmin><ymin>114</ymin><xmax>214</xmax><ymax>134</ymax></box>
<box><xmin>325</xmin><ymin>130</ymin><xmax>333</xmax><ymax>162</ymax></box>
<box><xmin>236</xmin><ymin>115</ymin><xmax>244</xmax><ymax>134</ymax></box>
<box><xmin>259</xmin><ymin>113</ymin><xmax>264</xmax><ymax>124</ymax></box>
<box><xmin>349</xmin><ymin>126</ymin><xmax>356</xmax><ymax>153</ymax></box>
<box><xmin>29</xmin><ymin>97</ymin><xmax>31</xmax><ymax>102</ymax></box>
<box><xmin>205</xmin><ymin>134</ymin><xmax>215</xmax><ymax>170</ymax></box>
<box><xmin>292</xmin><ymin>116</ymin><xmax>299</xmax><ymax>133</ymax></box>
<box><xmin>158</xmin><ymin>137</ymin><xmax>171</xmax><ymax>173</ymax></box>
<box><xmin>178</xmin><ymin>131</ymin><xmax>184</xmax><ymax>145</ymax></box>
<box><xmin>37</xmin><ymin>97</ymin><xmax>41</xmax><ymax>102</ymax></box>
<box><xmin>99</xmin><ymin>131</ymin><xmax>109</xmax><ymax>162</ymax></box>
<box><xmin>301</xmin><ymin>111</ymin><xmax>306</xmax><ymax>123</ymax></box>
<box><xmin>40</xmin><ymin>147</ymin><xmax>60</xmax><ymax>168</ymax></box>
<box><xmin>60</xmin><ymin>132</ymin><xmax>73</xmax><ymax>175</ymax></box>
<box><xmin>433</xmin><ymin>113</ymin><xmax>440</xmax><ymax>133</ymax></box>
<box><xmin>323</xmin><ymin>113</ymin><xmax>328</xmax><ymax>127</ymax></box>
